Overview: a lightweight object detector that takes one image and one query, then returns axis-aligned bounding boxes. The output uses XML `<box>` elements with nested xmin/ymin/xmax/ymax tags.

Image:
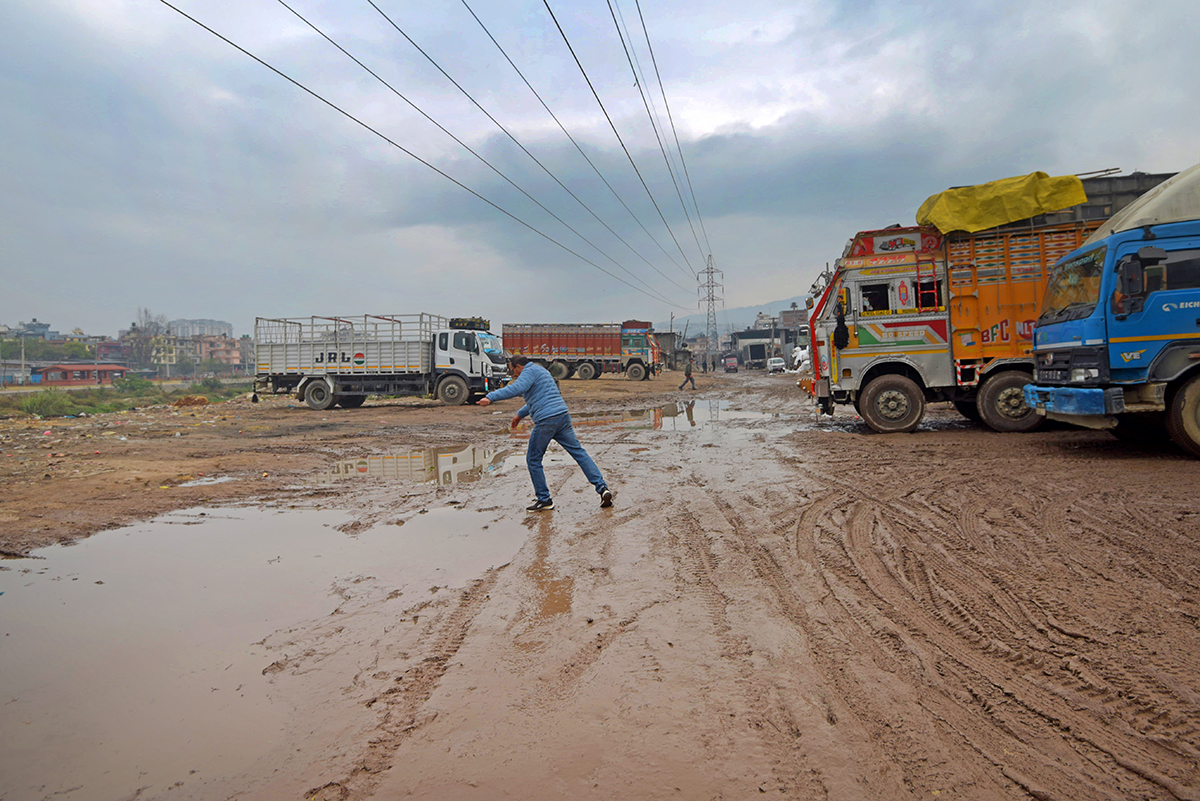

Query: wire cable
<box><xmin>457</xmin><ymin>0</ymin><xmax>694</xmax><ymax>288</ymax></box>
<box><xmin>542</xmin><ymin>0</ymin><xmax>697</xmax><ymax>278</ymax></box>
<box><xmin>152</xmin><ymin>0</ymin><xmax>694</xmax><ymax>311</ymax></box>
<box><xmin>273</xmin><ymin>0</ymin><xmax>688</xmax><ymax>305</ymax></box>
<box><xmin>364</xmin><ymin>0</ymin><xmax>693</xmax><ymax>297</ymax></box>
<box><xmin>634</xmin><ymin>0</ymin><xmax>712</xmax><ymax>256</ymax></box>
<box><xmin>607</xmin><ymin>0</ymin><xmax>705</xmax><ymax>265</ymax></box>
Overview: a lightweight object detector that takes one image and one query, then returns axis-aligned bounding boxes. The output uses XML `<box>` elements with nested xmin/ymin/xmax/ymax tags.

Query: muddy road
<box><xmin>3</xmin><ymin>372</ymin><xmax>1200</xmax><ymax>800</ymax></box>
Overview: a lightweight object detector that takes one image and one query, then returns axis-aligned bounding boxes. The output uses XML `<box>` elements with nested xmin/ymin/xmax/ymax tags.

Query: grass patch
<box><xmin>0</xmin><ymin>380</ymin><xmax>253</xmax><ymax>418</ymax></box>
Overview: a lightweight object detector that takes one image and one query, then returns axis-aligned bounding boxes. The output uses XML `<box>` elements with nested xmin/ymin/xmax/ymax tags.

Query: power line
<box><xmin>272</xmin><ymin>0</ymin><xmax>688</xmax><ymax>307</ymax></box>
<box><xmin>542</xmin><ymin>0</ymin><xmax>697</xmax><ymax>278</ymax></box>
<box><xmin>457</xmin><ymin>0</ymin><xmax>693</xmax><ymax>287</ymax></box>
<box><xmin>633</xmin><ymin>0</ymin><xmax>712</xmax><ymax>256</ymax></box>
<box><xmin>607</xmin><ymin>0</ymin><xmax>705</xmax><ymax>265</ymax></box>
<box><xmin>363</xmin><ymin>0</ymin><xmax>692</xmax><ymax>298</ymax></box>
<box><xmin>152</xmin><ymin>0</ymin><xmax>694</xmax><ymax>311</ymax></box>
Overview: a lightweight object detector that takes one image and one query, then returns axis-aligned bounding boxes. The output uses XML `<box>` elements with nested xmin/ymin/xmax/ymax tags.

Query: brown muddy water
<box><xmin>0</xmin><ymin>506</ymin><xmax>526</xmax><ymax>800</ymax></box>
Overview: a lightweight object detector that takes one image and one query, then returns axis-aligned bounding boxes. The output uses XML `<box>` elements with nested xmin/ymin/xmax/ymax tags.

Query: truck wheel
<box><xmin>1166</xmin><ymin>375</ymin><xmax>1200</xmax><ymax>458</ymax></box>
<box><xmin>576</xmin><ymin>362</ymin><xmax>597</xmax><ymax>381</ymax></box>
<box><xmin>436</xmin><ymin>376</ymin><xmax>470</xmax><ymax>405</ymax></box>
<box><xmin>859</xmin><ymin>375</ymin><xmax>925</xmax><ymax>433</ymax></box>
<box><xmin>977</xmin><ymin>371</ymin><xmax>1042</xmax><ymax>433</ymax></box>
<box><xmin>626</xmin><ymin>363</ymin><xmax>647</xmax><ymax>381</ymax></box>
<box><xmin>337</xmin><ymin>395</ymin><xmax>366</xmax><ymax>408</ymax></box>
<box><xmin>953</xmin><ymin>399</ymin><xmax>982</xmax><ymax>423</ymax></box>
<box><xmin>305</xmin><ymin>382</ymin><xmax>334</xmax><ymax>411</ymax></box>
<box><xmin>550</xmin><ymin>361</ymin><xmax>570</xmax><ymax>380</ymax></box>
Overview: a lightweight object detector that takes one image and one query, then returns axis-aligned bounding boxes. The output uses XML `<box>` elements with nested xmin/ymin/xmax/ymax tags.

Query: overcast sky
<box><xmin>2</xmin><ymin>0</ymin><xmax>1196</xmax><ymax>338</ymax></box>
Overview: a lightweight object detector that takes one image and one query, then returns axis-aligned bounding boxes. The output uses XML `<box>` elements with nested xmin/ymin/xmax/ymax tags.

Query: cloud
<box><xmin>1</xmin><ymin>0</ymin><xmax>1197</xmax><ymax>338</ymax></box>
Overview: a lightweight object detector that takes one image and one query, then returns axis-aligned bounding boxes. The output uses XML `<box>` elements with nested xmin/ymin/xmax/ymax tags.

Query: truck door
<box><xmin>453</xmin><ymin>331</ymin><xmax>479</xmax><ymax>375</ymax></box>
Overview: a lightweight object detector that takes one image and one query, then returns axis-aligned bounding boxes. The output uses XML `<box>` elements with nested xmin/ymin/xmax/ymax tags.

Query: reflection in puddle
<box><xmin>0</xmin><ymin>506</ymin><xmax>527</xmax><ymax>800</ymax></box>
<box><xmin>317</xmin><ymin>444</ymin><xmax>518</xmax><ymax>485</ymax></box>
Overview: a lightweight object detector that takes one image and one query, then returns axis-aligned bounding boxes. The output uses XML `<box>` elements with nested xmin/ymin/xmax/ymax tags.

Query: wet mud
<box><xmin>3</xmin><ymin>372</ymin><xmax>1200</xmax><ymax>799</ymax></box>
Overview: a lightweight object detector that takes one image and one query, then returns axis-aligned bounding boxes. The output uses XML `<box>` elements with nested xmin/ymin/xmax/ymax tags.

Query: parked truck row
<box><xmin>805</xmin><ymin>170</ymin><xmax>1177</xmax><ymax>435</ymax></box>
<box><xmin>253</xmin><ymin>315</ymin><xmax>664</xmax><ymax>410</ymax></box>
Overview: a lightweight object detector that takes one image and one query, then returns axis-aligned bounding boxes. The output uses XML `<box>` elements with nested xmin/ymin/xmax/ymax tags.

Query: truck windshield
<box><xmin>1039</xmin><ymin>246</ymin><xmax>1107</xmax><ymax>323</ymax></box>
<box><xmin>477</xmin><ymin>333</ymin><xmax>506</xmax><ymax>365</ymax></box>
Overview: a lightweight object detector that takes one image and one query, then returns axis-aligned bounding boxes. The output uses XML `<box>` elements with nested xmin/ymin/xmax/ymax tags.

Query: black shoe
<box><xmin>599</xmin><ymin>489</ymin><xmax>614</xmax><ymax>508</ymax></box>
<box><xmin>526</xmin><ymin>499</ymin><xmax>554</xmax><ymax>511</ymax></box>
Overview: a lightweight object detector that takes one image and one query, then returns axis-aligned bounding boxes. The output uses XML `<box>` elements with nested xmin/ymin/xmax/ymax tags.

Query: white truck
<box><xmin>253</xmin><ymin>314</ymin><xmax>506</xmax><ymax>410</ymax></box>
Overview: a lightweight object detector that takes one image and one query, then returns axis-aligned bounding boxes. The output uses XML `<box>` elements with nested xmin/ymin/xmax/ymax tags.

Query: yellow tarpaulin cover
<box><xmin>916</xmin><ymin>171</ymin><xmax>1088</xmax><ymax>234</ymax></box>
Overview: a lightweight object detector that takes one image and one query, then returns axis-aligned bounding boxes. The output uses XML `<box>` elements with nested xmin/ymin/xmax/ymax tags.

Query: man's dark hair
<box><xmin>509</xmin><ymin>355</ymin><xmax>531</xmax><ymax>368</ymax></box>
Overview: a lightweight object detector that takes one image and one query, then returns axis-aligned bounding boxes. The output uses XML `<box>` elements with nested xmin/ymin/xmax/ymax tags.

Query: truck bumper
<box><xmin>1024</xmin><ymin>384</ymin><xmax>1125</xmax><ymax>428</ymax></box>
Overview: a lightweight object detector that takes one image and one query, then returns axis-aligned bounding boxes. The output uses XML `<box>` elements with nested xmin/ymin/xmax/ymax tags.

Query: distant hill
<box><xmin>656</xmin><ymin>295</ymin><xmax>809</xmax><ymax>337</ymax></box>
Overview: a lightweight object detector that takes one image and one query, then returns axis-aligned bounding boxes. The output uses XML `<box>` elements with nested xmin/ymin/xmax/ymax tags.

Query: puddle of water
<box><xmin>0</xmin><ymin>506</ymin><xmax>527</xmax><ymax>800</ymax></box>
<box><xmin>317</xmin><ymin>444</ymin><xmax>519</xmax><ymax>485</ymax></box>
<box><xmin>178</xmin><ymin>475</ymin><xmax>238</xmax><ymax>487</ymax></box>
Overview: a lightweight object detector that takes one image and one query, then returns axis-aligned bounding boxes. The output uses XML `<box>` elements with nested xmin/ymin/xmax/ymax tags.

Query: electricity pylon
<box><xmin>698</xmin><ymin>255</ymin><xmax>723</xmax><ymax>363</ymax></box>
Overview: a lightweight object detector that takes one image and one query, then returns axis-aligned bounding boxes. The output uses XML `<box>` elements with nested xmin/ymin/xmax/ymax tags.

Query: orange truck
<box><xmin>805</xmin><ymin>171</ymin><xmax>1172</xmax><ymax>432</ymax></box>
<box><xmin>501</xmin><ymin>320</ymin><xmax>661</xmax><ymax>381</ymax></box>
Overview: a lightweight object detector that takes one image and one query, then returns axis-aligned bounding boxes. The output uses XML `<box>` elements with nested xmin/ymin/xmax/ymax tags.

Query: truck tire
<box><xmin>953</xmin><ymin>399</ymin><xmax>982</xmax><ymax>423</ymax></box>
<box><xmin>859</xmin><ymin>375</ymin><xmax>925</xmax><ymax>433</ymax></box>
<box><xmin>626</xmin><ymin>363</ymin><xmax>647</xmax><ymax>381</ymax></box>
<box><xmin>550</xmin><ymin>361</ymin><xmax>570</xmax><ymax>381</ymax></box>
<box><xmin>576</xmin><ymin>362</ymin><xmax>597</xmax><ymax>381</ymax></box>
<box><xmin>305</xmin><ymin>381</ymin><xmax>334</xmax><ymax>411</ymax></box>
<box><xmin>977</xmin><ymin>371</ymin><xmax>1042</xmax><ymax>433</ymax></box>
<box><xmin>337</xmin><ymin>395</ymin><xmax>366</xmax><ymax>408</ymax></box>
<box><xmin>436</xmin><ymin>376</ymin><xmax>469</xmax><ymax>405</ymax></box>
<box><xmin>1166</xmin><ymin>374</ymin><xmax>1200</xmax><ymax>458</ymax></box>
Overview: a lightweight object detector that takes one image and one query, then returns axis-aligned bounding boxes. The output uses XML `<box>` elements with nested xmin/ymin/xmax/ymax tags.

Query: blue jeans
<box><xmin>679</xmin><ymin>375</ymin><xmax>695</xmax><ymax>389</ymax></box>
<box><xmin>527</xmin><ymin>412</ymin><xmax>607</xmax><ymax>502</ymax></box>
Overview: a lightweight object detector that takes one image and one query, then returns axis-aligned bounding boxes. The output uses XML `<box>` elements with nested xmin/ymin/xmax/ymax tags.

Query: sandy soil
<box><xmin>5</xmin><ymin>372</ymin><xmax>1200</xmax><ymax>800</ymax></box>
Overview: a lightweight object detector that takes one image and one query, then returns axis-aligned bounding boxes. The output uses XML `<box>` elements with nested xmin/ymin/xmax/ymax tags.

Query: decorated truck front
<box><xmin>808</xmin><ymin>172</ymin><xmax>1115</xmax><ymax>433</ymax></box>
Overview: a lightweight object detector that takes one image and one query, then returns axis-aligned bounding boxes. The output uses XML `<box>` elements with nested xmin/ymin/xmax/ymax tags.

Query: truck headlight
<box><xmin>1069</xmin><ymin>368</ymin><xmax>1099</xmax><ymax>382</ymax></box>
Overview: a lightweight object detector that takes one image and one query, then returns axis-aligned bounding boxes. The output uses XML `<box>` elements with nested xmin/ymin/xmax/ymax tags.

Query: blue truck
<box><xmin>1024</xmin><ymin>164</ymin><xmax>1200</xmax><ymax>456</ymax></box>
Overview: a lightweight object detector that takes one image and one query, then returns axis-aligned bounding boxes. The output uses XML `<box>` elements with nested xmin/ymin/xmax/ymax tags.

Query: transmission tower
<box><xmin>698</xmin><ymin>255</ymin><xmax>723</xmax><ymax>362</ymax></box>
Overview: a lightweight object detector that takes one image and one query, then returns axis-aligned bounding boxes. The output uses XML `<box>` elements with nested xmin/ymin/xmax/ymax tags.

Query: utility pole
<box><xmin>698</xmin><ymin>254</ymin><xmax>723</xmax><ymax>368</ymax></box>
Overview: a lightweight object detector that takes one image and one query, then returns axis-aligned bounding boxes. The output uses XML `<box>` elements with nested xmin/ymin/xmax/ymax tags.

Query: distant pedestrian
<box><xmin>701</xmin><ymin>358</ymin><xmax>708</xmax><ymax>373</ymax></box>
<box><xmin>679</xmin><ymin>359</ymin><xmax>696</xmax><ymax>390</ymax></box>
<box><xmin>477</xmin><ymin>356</ymin><xmax>613</xmax><ymax>512</ymax></box>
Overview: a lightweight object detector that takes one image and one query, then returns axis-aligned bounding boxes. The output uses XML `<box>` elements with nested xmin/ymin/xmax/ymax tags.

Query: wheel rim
<box><xmin>875</xmin><ymin>389</ymin><xmax>910</xmax><ymax>421</ymax></box>
<box><xmin>443</xmin><ymin>383</ymin><xmax>462</xmax><ymax>401</ymax></box>
<box><xmin>995</xmin><ymin>387</ymin><xmax>1029</xmax><ymax>420</ymax></box>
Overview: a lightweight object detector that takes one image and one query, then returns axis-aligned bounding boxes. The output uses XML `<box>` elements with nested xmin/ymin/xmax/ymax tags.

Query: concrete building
<box><xmin>169</xmin><ymin>319</ymin><xmax>234</xmax><ymax>338</ymax></box>
<box><xmin>34</xmin><ymin>363</ymin><xmax>128</xmax><ymax>386</ymax></box>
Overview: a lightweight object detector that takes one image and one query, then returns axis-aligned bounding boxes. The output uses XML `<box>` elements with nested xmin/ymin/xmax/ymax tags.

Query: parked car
<box><xmin>724</xmin><ymin>356</ymin><xmax>739</xmax><ymax>373</ymax></box>
<box><xmin>767</xmin><ymin>357</ymin><xmax>786</xmax><ymax>374</ymax></box>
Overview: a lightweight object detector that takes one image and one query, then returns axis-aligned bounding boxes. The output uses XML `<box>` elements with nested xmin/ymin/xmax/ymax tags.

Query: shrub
<box><xmin>113</xmin><ymin>376</ymin><xmax>153</xmax><ymax>393</ymax></box>
<box><xmin>200</xmin><ymin>376</ymin><xmax>224</xmax><ymax>391</ymax></box>
<box><xmin>20</xmin><ymin>388</ymin><xmax>76</xmax><ymax>417</ymax></box>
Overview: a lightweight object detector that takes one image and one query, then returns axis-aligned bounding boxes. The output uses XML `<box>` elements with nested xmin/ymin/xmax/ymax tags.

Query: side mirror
<box><xmin>1119</xmin><ymin>259</ymin><xmax>1144</xmax><ymax>296</ymax></box>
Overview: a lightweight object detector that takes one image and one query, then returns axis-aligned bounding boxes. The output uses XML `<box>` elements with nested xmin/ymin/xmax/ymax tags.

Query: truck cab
<box><xmin>1024</xmin><ymin>164</ymin><xmax>1200</xmax><ymax>455</ymax></box>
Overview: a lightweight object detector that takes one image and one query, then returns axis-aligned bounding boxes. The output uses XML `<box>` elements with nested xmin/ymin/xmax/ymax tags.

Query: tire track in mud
<box><xmin>789</xmin><ymin>451</ymin><xmax>1200</xmax><ymax>800</ymax></box>
<box><xmin>665</xmin><ymin>501</ymin><xmax>830</xmax><ymax>798</ymax></box>
<box><xmin>305</xmin><ymin>568</ymin><xmax>504</xmax><ymax>801</ymax></box>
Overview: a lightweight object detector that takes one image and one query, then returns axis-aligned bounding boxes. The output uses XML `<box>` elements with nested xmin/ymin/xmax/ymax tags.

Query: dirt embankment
<box><xmin>7</xmin><ymin>372</ymin><xmax>1200</xmax><ymax>800</ymax></box>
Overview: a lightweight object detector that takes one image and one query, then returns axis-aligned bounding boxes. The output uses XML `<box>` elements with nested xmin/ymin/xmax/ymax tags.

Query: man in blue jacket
<box><xmin>478</xmin><ymin>356</ymin><xmax>614</xmax><ymax>512</ymax></box>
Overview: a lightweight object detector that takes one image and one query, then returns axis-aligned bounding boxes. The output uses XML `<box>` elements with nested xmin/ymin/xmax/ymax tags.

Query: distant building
<box><xmin>35</xmin><ymin>363</ymin><xmax>128</xmax><ymax>386</ymax></box>
<box><xmin>15</xmin><ymin>318</ymin><xmax>59</xmax><ymax>340</ymax></box>
<box><xmin>169</xmin><ymin>319</ymin><xmax>234</xmax><ymax>338</ymax></box>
